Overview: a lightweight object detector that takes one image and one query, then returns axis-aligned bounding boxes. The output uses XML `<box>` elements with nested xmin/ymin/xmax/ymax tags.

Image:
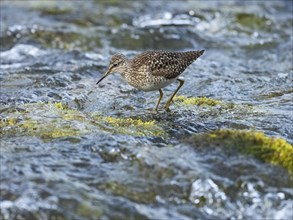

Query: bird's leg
<box><xmin>155</xmin><ymin>89</ymin><xmax>163</xmax><ymax>111</ymax></box>
<box><xmin>164</xmin><ymin>79</ymin><xmax>184</xmax><ymax>110</ymax></box>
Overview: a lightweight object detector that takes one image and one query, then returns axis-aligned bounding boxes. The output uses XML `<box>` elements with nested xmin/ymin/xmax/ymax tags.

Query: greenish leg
<box><xmin>155</xmin><ymin>89</ymin><xmax>163</xmax><ymax>111</ymax></box>
<box><xmin>164</xmin><ymin>79</ymin><xmax>184</xmax><ymax>110</ymax></box>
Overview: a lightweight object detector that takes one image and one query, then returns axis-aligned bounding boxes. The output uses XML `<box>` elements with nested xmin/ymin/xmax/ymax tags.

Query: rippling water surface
<box><xmin>1</xmin><ymin>1</ymin><xmax>292</xmax><ymax>219</ymax></box>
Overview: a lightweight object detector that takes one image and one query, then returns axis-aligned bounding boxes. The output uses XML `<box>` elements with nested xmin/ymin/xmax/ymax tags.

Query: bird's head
<box><xmin>96</xmin><ymin>54</ymin><xmax>128</xmax><ymax>85</ymax></box>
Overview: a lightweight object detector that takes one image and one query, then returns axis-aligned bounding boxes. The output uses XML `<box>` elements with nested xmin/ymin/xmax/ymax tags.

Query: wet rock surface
<box><xmin>1</xmin><ymin>1</ymin><xmax>292</xmax><ymax>219</ymax></box>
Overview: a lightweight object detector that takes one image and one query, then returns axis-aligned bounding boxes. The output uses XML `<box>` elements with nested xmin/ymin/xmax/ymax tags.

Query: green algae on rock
<box><xmin>0</xmin><ymin>102</ymin><xmax>166</xmax><ymax>140</ymax></box>
<box><xmin>0</xmin><ymin>117</ymin><xmax>18</xmax><ymax>127</ymax></box>
<box><xmin>0</xmin><ymin>102</ymin><xmax>88</xmax><ymax>140</ymax></box>
<box><xmin>20</xmin><ymin>120</ymin><xmax>81</xmax><ymax>139</ymax></box>
<box><xmin>188</xmin><ymin>129</ymin><xmax>293</xmax><ymax>174</ymax></box>
<box><xmin>173</xmin><ymin>95</ymin><xmax>259</xmax><ymax>116</ymax></box>
<box><xmin>93</xmin><ymin>115</ymin><xmax>166</xmax><ymax>137</ymax></box>
<box><xmin>174</xmin><ymin>95</ymin><xmax>221</xmax><ymax>106</ymax></box>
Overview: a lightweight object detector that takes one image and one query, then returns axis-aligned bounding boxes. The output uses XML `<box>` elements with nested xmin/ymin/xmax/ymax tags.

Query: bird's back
<box><xmin>131</xmin><ymin>50</ymin><xmax>204</xmax><ymax>79</ymax></box>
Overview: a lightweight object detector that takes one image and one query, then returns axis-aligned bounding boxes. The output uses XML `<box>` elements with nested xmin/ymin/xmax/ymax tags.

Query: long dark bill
<box><xmin>96</xmin><ymin>70</ymin><xmax>110</xmax><ymax>85</ymax></box>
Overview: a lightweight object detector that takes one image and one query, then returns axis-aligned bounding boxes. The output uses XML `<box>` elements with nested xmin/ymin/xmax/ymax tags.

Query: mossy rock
<box><xmin>173</xmin><ymin>95</ymin><xmax>258</xmax><ymax>116</ymax></box>
<box><xmin>0</xmin><ymin>102</ymin><xmax>165</xmax><ymax>140</ymax></box>
<box><xmin>174</xmin><ymin>95</ymin><xmax>221</xmax><ymax>106</ymax></box>
<box><xmin>0</xmin><ymin>102</ymin><xmax>87</xmax><ymax>140</ymax></box>
<box><xmin>93</xmin><ymin>115</ymin><xmax>165</xmax><ymax>137</ymax></box>
<box><xmin>189</xmin><ymin>129</ymin><xmax>293</xmax><ymax>175</ymax></box>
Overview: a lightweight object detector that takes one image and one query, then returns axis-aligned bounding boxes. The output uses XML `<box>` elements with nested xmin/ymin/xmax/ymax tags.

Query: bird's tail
<box><xmin>183</xmin><ymin>50</ymin><xmax>205</xmax><ymax>61</ymax></box>
<box><xmin>178</xmin><ymin>50</ymin><xmax>205</xmax><ymax>67</ymax></box>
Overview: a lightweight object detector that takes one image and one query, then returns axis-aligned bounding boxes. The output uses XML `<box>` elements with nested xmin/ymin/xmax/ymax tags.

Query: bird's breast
<box><xmin>124</xmin><ymin>70</ymin><xmax>176</xmax><ymax>91</ymax></box>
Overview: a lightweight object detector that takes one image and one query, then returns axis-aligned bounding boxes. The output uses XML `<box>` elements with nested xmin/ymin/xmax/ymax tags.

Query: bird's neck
<box><xmin>119</xmin><ymin>60</ymin><xmax>131</xmax><ymax>78</ymax></box>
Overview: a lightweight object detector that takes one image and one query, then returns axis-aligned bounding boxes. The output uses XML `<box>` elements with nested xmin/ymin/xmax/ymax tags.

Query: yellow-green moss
<box><xmin>63</xmin><ymin>113</ymin><xmax>86</xmax><ymax>121</ymax></box>
<box><xmin>1</xmin><ymin>102</ymin><xmax>165</xmax><ymax>139</ymax></box>
<box><xmin>173</xmin><ymin>95</ymin><xmax>258</xmax><ymax>115</ymax></box>
<box><xmin>104</xmin><ymin>117</ymin><xmax>155</xmax><ymax>128</ymax></box>
<box><xmin>20</xmin><ymin>102</ymin><xmax>87</xmax><ymax>138</ymax></box>
<box><xmin>54</xmin><ymin>101</ymin><xmax>65</xmax><ymax>110</ymax></box>
<box><xmin>192</xmin><ymin>129</ymin><xmax>293</xmax><ymax>174</ymax></box>
<box><xmin>0</xmin><ymin>102</ymin><xmax>86</xmax><ymax>140</ymax></box>
<box><xmin>0</xmin><ymin>117</ymin><xmax>18</xmax><ymax>127</ymax></box>
<box><xmin>174</xmin><ymin>95</ymin><xmax>221</xmax><ymax>106</ymax></box>
<box><xmin>54</xmin><ymin>103</ymin><xmax>83</xmax><ymax>121</ymax></box>
<box><xmin>95</xmin><ymin>116</ymin><xmax>165</xmax><ymax>137</ymax></box>
<box><xmin>53</xmin><ymin>102</ymin><xmax>85</xmax><ymax>121</ymax></box>
<box><xmin>20</xmin><ymin>119</ymin><xmax>80</xmax><ymax>139</ymax></box>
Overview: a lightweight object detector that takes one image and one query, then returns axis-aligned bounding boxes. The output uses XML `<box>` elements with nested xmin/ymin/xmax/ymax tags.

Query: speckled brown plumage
<box><xmin>96</xmin><ymin>50</ymin><xmax>205</xmax><ymax>111</ymax></box>
<box><xmin>131</xmin><ymin>50</ymin><xmax>204</xmax><ymax>79</ymax></box>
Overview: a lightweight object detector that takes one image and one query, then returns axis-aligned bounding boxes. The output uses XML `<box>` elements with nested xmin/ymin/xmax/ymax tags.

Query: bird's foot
<box><xmin>163</xmin><ymin>106</ymin><xmax>171</xmax><ymax>112</ymax></box>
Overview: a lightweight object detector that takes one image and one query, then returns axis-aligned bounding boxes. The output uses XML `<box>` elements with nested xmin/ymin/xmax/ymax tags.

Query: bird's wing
<box><xmin>132</xmin><ymin>50</ymin><xmax>204</xmax><ymax>79</ymax></box>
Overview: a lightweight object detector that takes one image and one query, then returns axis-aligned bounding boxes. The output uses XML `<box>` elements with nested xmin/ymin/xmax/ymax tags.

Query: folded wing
<box><xmin>131</xmin><ymin>50</ymin><xmax>204</xmax><ymax>79</ymax></box>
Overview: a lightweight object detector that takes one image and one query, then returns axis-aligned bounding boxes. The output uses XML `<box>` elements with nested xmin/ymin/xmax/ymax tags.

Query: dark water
<box><xmin>1</xmin><ymin>1</ymin><xmax>292</xmax><ymax>220</ymax></box>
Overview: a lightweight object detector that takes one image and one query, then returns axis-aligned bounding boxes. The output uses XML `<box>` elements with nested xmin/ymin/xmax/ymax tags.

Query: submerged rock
<box><xmin>187</xmin><ymin>129</ymin><xmax>293</xmax><ymax>175</ymax></box>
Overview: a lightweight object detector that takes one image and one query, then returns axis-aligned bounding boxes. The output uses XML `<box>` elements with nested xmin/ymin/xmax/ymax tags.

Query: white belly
<box><xmin>126</xmin><ymin>75</ymin><xmax>177</xmax><ymax>92</ymax></box>
<box><xmin>140</xmin><ymin>78</ymin><xmax>176</xmax><ymax>91</ymax></box>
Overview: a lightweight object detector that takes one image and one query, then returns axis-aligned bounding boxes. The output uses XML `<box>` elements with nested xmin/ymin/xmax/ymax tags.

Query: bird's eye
<box><xmin>113</xmin><ymin>63</ymin><xmax>118</xmax><ymax>67</ymax></box>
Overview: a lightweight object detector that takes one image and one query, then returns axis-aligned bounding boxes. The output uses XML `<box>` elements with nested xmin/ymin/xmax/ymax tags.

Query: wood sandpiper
<box><xmin>96</xmin><ymin>50</ymin><xmax>205</xmax><ymax>111</ymax></box>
